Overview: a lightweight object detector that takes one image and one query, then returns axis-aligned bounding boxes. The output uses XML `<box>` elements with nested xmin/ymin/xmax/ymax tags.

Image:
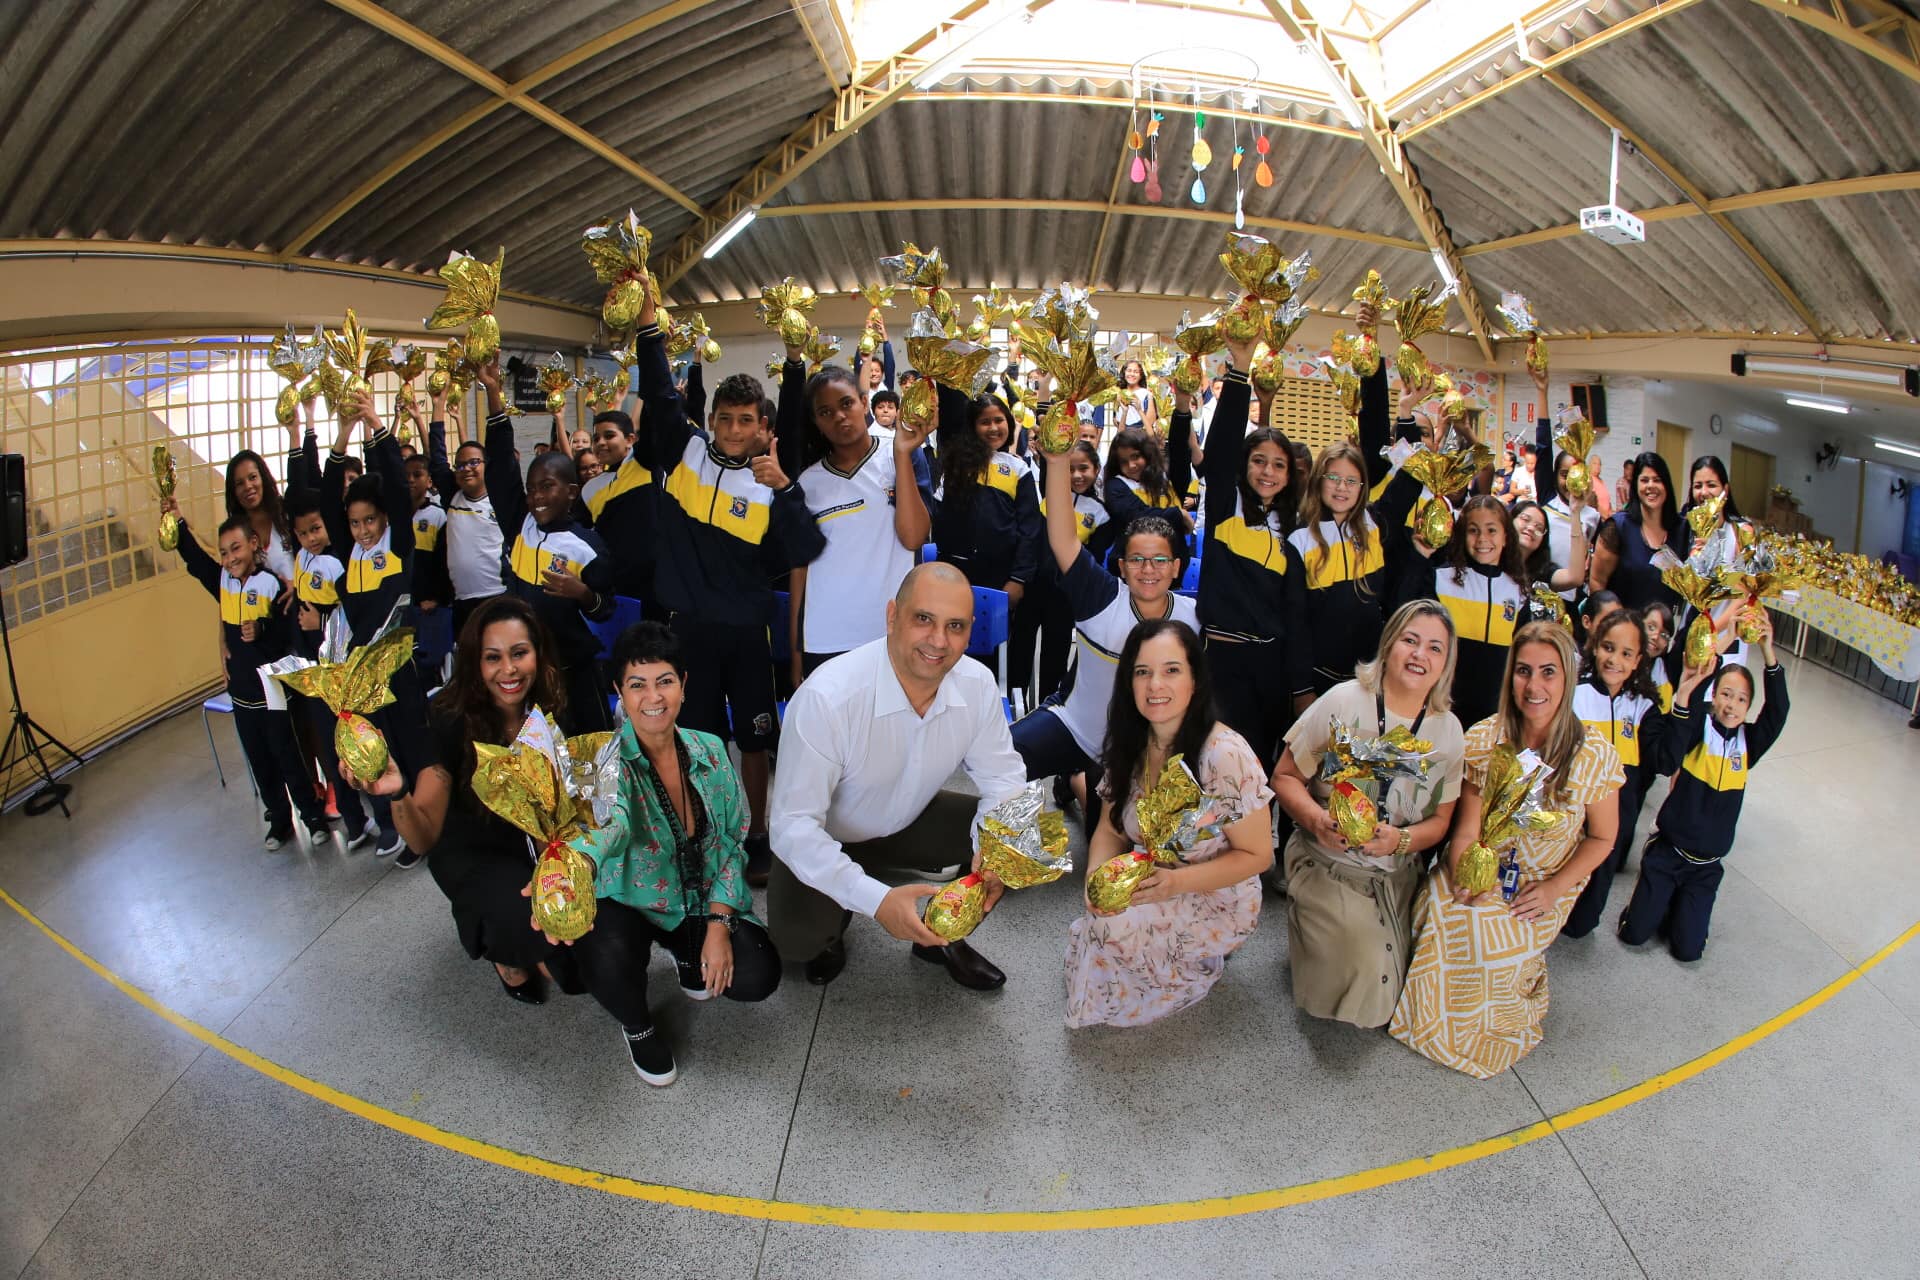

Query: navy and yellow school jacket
<box><xmin>1646</xmin><ymin>662</ymin><xmax>1789</xmax><ymax>859</ymax></box>
<box><xmin>635</xmin><ymin>328</ymin><xmax>825</xmax><ymax>627</ymax></box>
<box><xmin>1571</xmin><ymin>675</ymin><xmax>1667</xmax><ymax>781</ymax></box>
<box><xmin>482</xmin><ymin>411</ymin><xmax>616</xmax><ymax>668</ymax></box>
<box><xmin>410</xmin><ymin>501</ymin><xmax>450</xmax><ymax>608</ymax></box>
<box><xmin>175</xmin><ymin>522</ymin><xmax>292</xmax><ymax>709</ymax></box>
<box><xmin>291</xmin><ymin>546</ymin><xmax>346</xmax><ymax>660</ymax></box>
<box><xmin>580</xmin><ymin>447</ymin><xmax>655</xmax><ymax>599</ymax></box>
<box><xmin>1164</xmin><ymin>372</ymin><xmax>1312</xmax><ymax>697</ymax></box>
<box><xmin>1395</xmin><ymin>556</ymin><xmax>1534</xmax><ymax>726</ymax></box>
<box><xmin>320</xmin><ymin>426</ymin><xmax>413</xmax><ymax>646</ymax></box>
<box><xmin>929</xmin><ymin>382</ymin><xmax>1041</xmax><ymax>589</ymax></box>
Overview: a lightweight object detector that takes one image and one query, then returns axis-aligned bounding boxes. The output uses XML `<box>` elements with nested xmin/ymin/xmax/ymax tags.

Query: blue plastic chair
<box><xmin>588</xmin><ymin>595</ymin><xmax>647</xmax><ymax>659</ymax></box>
<box><xmin>412</xmin><ymin>605</ymin><xmax>454</xmax><ymax>673</ymax></box>
<box><xmin>1179</xmin><ymin>556</ymin><xmax>1202</xmax><ymax>593</ymax></box>
<box><xmin>968</xmin><ymin>586</ymin><xmax>1014</xmax><ymax>718</ymax></box>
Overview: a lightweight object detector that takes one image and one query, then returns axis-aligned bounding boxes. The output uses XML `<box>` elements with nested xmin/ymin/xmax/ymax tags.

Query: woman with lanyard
<box><xmin>1588</xmin><ymin>452</ymin><xmax>1685</xmax><ymax>612</ymax></box>
<box><xmin>1165</xmin><ymin>339</ymin><xmax>1311</xmax><ymax>772</ymax></box>
<box><xmin>1389</xmin><ymin>622</ymin><xmax>1623</xmax><ymax>1078</ymax></box>
<box><xmin>1018</xmin><ymin>423</ymin><xmax>1198</xmax><ymax>822</ymax></box>
<box><xmin>1271</xmin><ymin>601</ymin><xmax>1467</xmax><ymax>1027</ymax></box>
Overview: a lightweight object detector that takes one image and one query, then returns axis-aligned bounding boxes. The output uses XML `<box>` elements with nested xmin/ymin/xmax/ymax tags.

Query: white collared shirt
<box><xmin>769</xmin><ymin>638</ymin><xmax>1027</xmax><ymax>917</ymax></box>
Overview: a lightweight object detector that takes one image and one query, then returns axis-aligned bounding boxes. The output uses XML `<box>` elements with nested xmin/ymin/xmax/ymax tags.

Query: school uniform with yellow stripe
<box><xmin>1395</xmin><ymin>557</ymin><xmax>1532</xmax><ymax>726</ymax></box>
<box><xmin>293</xmin><ymin>547</ymin><xmax>345</xmax><ymax>659</ymax></box>
<box><xmin>581</xmin><ymin>450</ymin><xmax>657</xmax><ymax>599</ymax></box>
<box><xmin>322</xmin><ymin>426</ymin><xmax>413</xmax><ymax>646</ymax></box>
<box><xmin>173</xmin><ymin>522</ymin><xmax>292</xmax><ymax>709</ymax></box>
<box><xmin>1287</xmin><ymin>517</ymin><xmax>1394</xmax><ymax>691</ymax></box>
<box><xmin>931</xmin><ymin>450</ymin><xmax>1042</xmax><ymax>589</ymax></box>
<box><xmin>1647</xmin><ymin>663</ymin><xmax>1789</xmax><ymax>859</ymax></box>
<box><xmin>409</xmin><ymin>501</ymin><xmax>450</xmax><ymax>607</ymax></box>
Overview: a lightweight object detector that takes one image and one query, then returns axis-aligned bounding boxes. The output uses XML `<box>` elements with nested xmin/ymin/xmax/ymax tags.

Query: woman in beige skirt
<box><xmin>1271</xmin><ymin>600</ymin><xmax>1468</xmax><ymax>1027</ymax></box>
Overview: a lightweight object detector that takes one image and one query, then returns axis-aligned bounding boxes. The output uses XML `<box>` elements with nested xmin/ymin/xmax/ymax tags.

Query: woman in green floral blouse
<box><xmin>570</xmin><ymin>621</ymin><xmax>781</xmax><ymax>1086</ymax></box>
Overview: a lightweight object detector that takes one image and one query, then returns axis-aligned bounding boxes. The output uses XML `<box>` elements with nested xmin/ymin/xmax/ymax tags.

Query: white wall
<box><xmin>1631</xmin><ymin>378</ymin><xmax>1920</xmax><ymax>556</ymax></box>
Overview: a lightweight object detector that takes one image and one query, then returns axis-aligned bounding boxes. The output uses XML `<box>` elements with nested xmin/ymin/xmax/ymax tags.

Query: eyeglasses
<box><xmin>1322</xmin><ymin>475</ymin><xmax>1362</xmax><ymax>490</ymax></box>
<box><xmin>455</xmin><ymin>459</ymin><xmax>484</xmax><ymax>470</ymax></box>
<box><xmin>1123</xmin><ymin>555</ymin><xmax>1175</xmax><ymax>568</ymax></box>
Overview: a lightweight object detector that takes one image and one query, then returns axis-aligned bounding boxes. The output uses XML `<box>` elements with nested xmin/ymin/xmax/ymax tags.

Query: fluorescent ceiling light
<box><xmin>1429</xmin><ymin>248</ymin><xmax>1458</xmax><ymax>291</ymax></box>
<box><xmin>1874</xmin><ymin>440</ymin><xmax>1920</xmax><ymax>460</ymax></box>
<box><xmin>1786</xmin><ymin>396</ymin><xmax>1850</xmax><ymax>415</ymax></box>
<box><xmin>911</xmin><ymin>1</ymin><xmax>1032</xmax><ymax>90</ymax></box>
<box><xmin>701</xmin><ymin>206</ymin><xmax>757</xmax><ymax>260</ymax></box>
<box><xmin>1747</xmin><ymin>357</ymin><xmax>1905</xmax><ymax>387</ymax></box>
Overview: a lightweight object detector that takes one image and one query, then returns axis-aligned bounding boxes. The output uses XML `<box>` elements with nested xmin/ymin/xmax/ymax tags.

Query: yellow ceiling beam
<box><xmin>1461</xmin><ymin>170</ymin><xmax>1920</xmax><ymax>256</ymax></box>
<box><xmin>1394</xmin><ymin>0</ymin><xmax>1709</xmax><ymax>140</ymax></box>
<box><xmin>789</xmin><ymin>0</ymin><xmax>842</xmax><ymax>92</ymax></box>
<box><xmin>654</xmin><ymin>0</ymin><xmax>1054</xmax><ymax>294</ymax></box>
<box><xmin>896</xmin><ymin>89</ymin><xmax>1362</xmax><ymax>139</ymax></box>
<box><xmin>1263</xmin><ymin>0</ymin><xmax>1495</xmax><ymax>360</ymax></box>
<box><xmin>753</xmin><ymin>197</ymin><xmax>1428</xmax><ymax>252</ymax></box>
<box><xmin>1539</xmin><ymin>71</ymin><xmax>1825</xmax><ymax>337</ymax></box>
<box><xmin>318</xmin><ymin>0</ymin><xmax>705</xmax><ymax>222</ymax></box>
<box><xmin>1745</xmin><ymin>0</ymin><xmax>1920</xmax><ymax>84</ymax></box>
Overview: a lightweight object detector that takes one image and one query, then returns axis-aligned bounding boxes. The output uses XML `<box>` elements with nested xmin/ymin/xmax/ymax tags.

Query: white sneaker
<box><xmin>346</xmin><ymin>820</ymin><xmax>379</xmax><ymax>851</ymax></box>
<box><xmin>374</xmin><ymin>832</ymin><xmax>405</xmax><ymax>858</ymax></box>
<box><xmin>264</xmin><ymin>827</ymin><xmax>291</xmax><ymax>851</ymax></box>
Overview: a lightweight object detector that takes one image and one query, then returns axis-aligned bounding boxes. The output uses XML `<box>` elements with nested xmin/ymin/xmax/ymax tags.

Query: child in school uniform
<box><xmin>284</xmin><ymin>488</ymin><xmax>377</xmax><ymax>850</ymax></box>
<box><xmin>1618</xmin><ymin>610</ymin><xmax>1788</xmax><ymax>961</ymax></box>
<box><xmin>162</xmin><ymin>499</ymin><xmax>330</xmax><ymax>850</ymax></box>
<box><xmin>1561</xmin><ymin>608</ymin><xmax>1671</xmax><ymax>938</ymax></box>
<box><xmin>320</xmin><ymin>390</ymin><xmax>423</xmax><ymax>862</ymax></box>
<box><xmin>472</xmin><ymin>356</ymin><xmax>618</xmax><ymax>737</ymax></box>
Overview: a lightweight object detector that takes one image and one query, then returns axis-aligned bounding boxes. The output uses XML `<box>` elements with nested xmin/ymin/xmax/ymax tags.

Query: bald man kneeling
<box><xmin>768</xmin><ymin>563</ymin><xmax>1028</xmax><ymax>989</ymax></box>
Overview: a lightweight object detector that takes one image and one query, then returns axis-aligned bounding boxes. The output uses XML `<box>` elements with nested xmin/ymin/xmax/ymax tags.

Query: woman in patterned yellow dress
<box><xmin>1065</xmin><ymin>618</ymin><xmax>1275</xmax><ymax>1029</ymax></box>
<box><xmin>1389</xmin><ymin>621</ymin><xmax>1623</xmax><ymax>1078</ymax></box>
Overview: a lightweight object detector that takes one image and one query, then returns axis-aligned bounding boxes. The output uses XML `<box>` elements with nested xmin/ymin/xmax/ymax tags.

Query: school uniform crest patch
<box><xmin>729</xmin><ymin>496</ymin><xmax>749</xmax><ymax>519</ymax></box>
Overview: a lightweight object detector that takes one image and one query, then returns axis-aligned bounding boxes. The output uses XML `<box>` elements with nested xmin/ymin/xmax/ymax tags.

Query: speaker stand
<box><xmin>0</xmin><ymin>584</ymin><xmax>79</xmax><ymax>818</ymax></box>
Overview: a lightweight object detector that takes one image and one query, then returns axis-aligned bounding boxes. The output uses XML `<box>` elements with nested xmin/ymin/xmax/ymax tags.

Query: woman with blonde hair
<box><xmin>1287</xmin><ymin>438</ymin><xmax>1422</xmax><ymax>694</ymax></box>
<box><xmin>1271</xmin><ymin>600</ymin><xmax>1468</xmax><ymax>1027</ymax></box>
<box><xmin>1389</xmin><ymin>620</ymin><xmax>1624</xmax><ymax>1078</ymax></box>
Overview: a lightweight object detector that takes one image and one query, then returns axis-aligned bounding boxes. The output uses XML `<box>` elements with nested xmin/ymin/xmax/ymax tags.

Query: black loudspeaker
<box><xmin>1731</xmin><ymin>353</ymin><xmax>1747</xmax><ymax>377</ymax></box>
<box><xmin>0</xmin><ymin>454</ymin><xmax>24</xmax><ymax>569</ymax></box>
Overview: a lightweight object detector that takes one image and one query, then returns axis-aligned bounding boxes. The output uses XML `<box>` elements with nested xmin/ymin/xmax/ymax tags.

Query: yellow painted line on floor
<box><xmin>4</xmin><ymin>883</ymin><xmax>1914</xmax><ymax>1233</ymax></box>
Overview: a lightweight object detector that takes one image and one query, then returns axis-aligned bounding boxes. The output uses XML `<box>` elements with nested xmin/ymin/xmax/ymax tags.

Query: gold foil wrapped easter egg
<box><xmin>158</xmin><ymin>511</ymin><xmax>180</xmax><ymax>553</ymax></box>
<box><xmin>1328</xmin><ymin>779</ymin><xmax>1379</xmax><ymax>846</ymax></box>
<box><xmin>1737</xmin><ymin>611</ymin><xmax>1764</xmax><ymax>644</ymax></box>
<box><xmin>1684</xmin><ymin>614</ymin><xmax>1716</xmax><ymax>668</ymax></box>
<box><xmin>276</xmin><ymin>383</ymin><xmax>302</xmax><ymax>425</ymax></box>
<box><xmin>545</xmin><ymin>389</ymin><xmax>568</xmax><ymax>414</ymax></box>
<box><xmin>335</xmin><ymin>711</ymin><xmax>391</xmax><ymax>781</ymax></box>
<box><xmin>899</xmin><ymin>377</ymin><xmax>937</xmax><ymax>430</ymax></box>
<box><xmin>923</xmin><ymin>874</ymin><xmax>988</xmax><ymax>941</ymax></box>
<box><xmin>1456</xmin><ymin>842</ymin><xmax>1498</xmax><ymax>896</ymax></box>
<box><xmin>1036</xmin><ymin>403</ymin><xmax>1078</xmax><ymax>456</ymax></box>
<box><xmin>1418</xmin><ymin>497</ymin><xmax>1454</xmax><ymax>551</ymax></box>
<box><xmin>603</xmin><ymin>276</ymin><xmax>645</xmax><ymax>334</ymax></box>
<box><xmin>1088</xmin><ymin>852</ymin><xmax>1155</xmax><ymax>913</ymax></box>
<box><xmin>1564</xmin><ymin>460</ymin><xmax>1591</xmax><ymax>499</ymax></box>
<box><xmin>466</xmin><ymin>313</ymin><xmax>501</xmax><ymax>364</ymax></box>
<box><xmin>529</xmin><ymin>846</ymin><xmax>597</xmax><ymax>942</ymax></box>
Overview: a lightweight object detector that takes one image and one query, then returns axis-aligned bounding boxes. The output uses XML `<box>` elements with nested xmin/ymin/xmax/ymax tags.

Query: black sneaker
<box><xmin>392</xmin><ymin>846</ymin><xmax>424</xmax><ymax>869</ymax></box>
<box><xmin>623</xmin><ymin>1024</ymin><xmax>677</xmax><ymax>1086</ymax></box>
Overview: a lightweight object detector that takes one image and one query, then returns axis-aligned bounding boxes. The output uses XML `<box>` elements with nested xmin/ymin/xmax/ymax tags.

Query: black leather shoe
<box><xmin>745</xmin><ymin>833</ymin><xmax>772</xmax><ymax>888</ymax></box>
<box><xmin>805</xmin><ymin>939</ymin><xmax>847</xmax><ymax>986</ymax></box>
<box><xmin>911</xmin><ymin>938</ymin><xmax>1006</xmax><ymax>991</ymax></box>
<box><xmin>497</xmin><ymin>968</ymin><xmax>546</xmax><ymax>1005</ymax></box>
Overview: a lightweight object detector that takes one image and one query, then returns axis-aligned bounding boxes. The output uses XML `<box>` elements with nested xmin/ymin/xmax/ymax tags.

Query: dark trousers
<box><xmin>1030</xmin><ymin>585</ymin><xmax>1075</xmax><ymax>704</ymax></box>
<box><xmin>670</xmin><ymin>614</ymin><xmax>778</xmax><ymax>752</ymax></box>
<box><xmin>1010</xmin><ymin>706</ymin><xmax>1102</xmax><ymax>833</ymax></box>
<box><xmin>1204</xmin><ymin>632</ymin><xmax>1296</xmax><ymax>774</ymax></box>
<box><xmin>1009</xmin><ymin>582</ymin><xmax>1052</xmax><ymax>696</ymax></box>
<box><xmin>294</xmin><ymin>693</ymin><xmax>367</xmax><ymax>832</ymax></box>
<box><xmin>1562</xmin><ymin>771</ymin><xmax>1644</xmax><ymax>939</ymax></box>
<box><xmin>232</xmin><ymin>703</ymin><xmax>326</xmax><ymax>830</ymax></box>
<box><xmin>768</xmin><ymin>790</ymin><xmax>977</xmax><ymax>964</ymax></box>
<box><xmin>1617</xmin><ymin>835</ymin><xmax>1724</xmax><ymax>962</ymax></box>
<box><xmin>560</xmin><ymin>654</ymin><xmax>613</xmax><ymax>736</ymax></box>
<box><xmin>572</xmin><ymin>900</ymin><xmax>781</xmax><ymax>1028</ymax></box>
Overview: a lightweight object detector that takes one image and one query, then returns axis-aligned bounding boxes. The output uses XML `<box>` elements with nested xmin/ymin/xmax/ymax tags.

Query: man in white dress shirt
<box><xmin>769</xmin><ymin>562</ymin><xmax>1027</xmax><ymax>990</ymax></box>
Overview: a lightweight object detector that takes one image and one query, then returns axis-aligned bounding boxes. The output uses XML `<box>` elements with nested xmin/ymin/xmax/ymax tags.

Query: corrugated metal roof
<box><xmin>2</xmin><ymin>0</ymin><xmax>1918</xmax><ymax>344</ymax></box>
